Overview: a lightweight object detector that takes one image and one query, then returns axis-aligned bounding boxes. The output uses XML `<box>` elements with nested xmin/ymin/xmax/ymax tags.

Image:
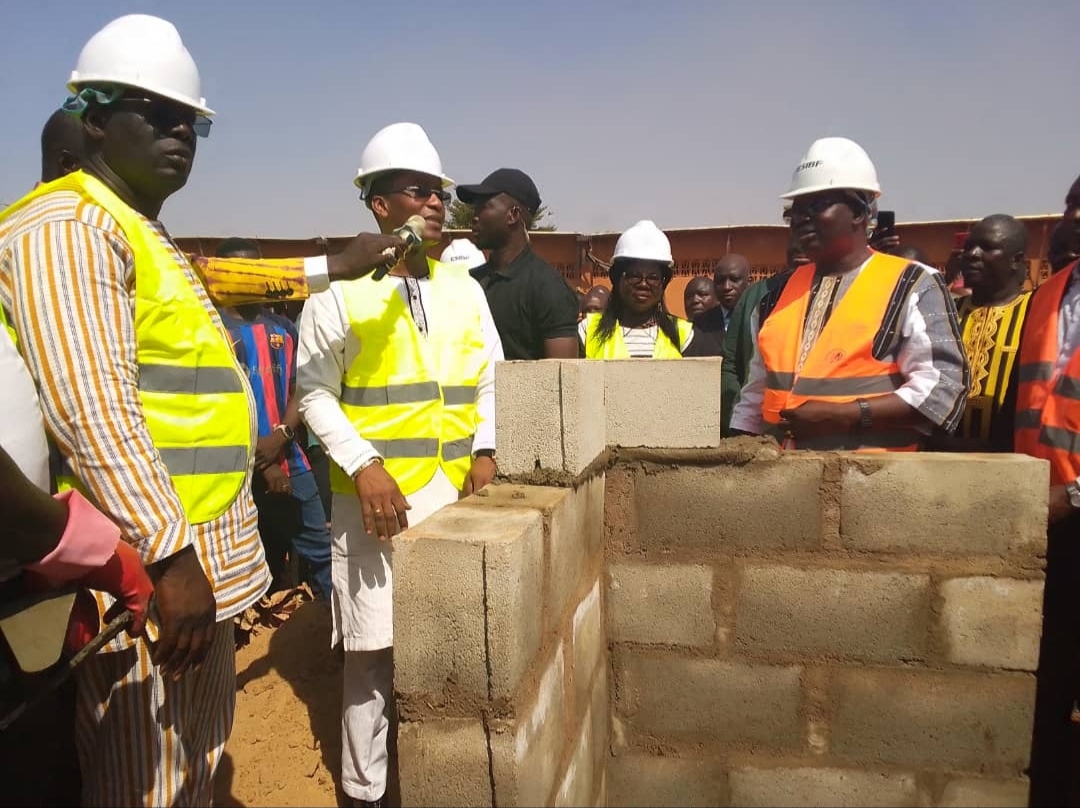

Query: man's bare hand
<box><xmin>327</xmin><ymin>233</ymin><xmax>407</xmax><ymax>283</ymax></box>
<box><xmin>461</xmin><ymin>456</ymin><xmax>497</xmax><ymax>498</ymax></box>
<box><xmin>262</xmin><ymin>464</ymin><xmax>292</xmax><ymax>496</ymax></box>
<box><xmin>354</xmin><ymin>461</ymin><xmax>411</xmax><ymax>540</ymax></box>
<box><xmin>147</xmin><ymin>546</ymin><xmax>216</xmax><ymax>680</ymax></box>
<box><xmin>1049</xmin><ymin>485</ymin><xmax>1076</xmax><ymax>525</ymax></box>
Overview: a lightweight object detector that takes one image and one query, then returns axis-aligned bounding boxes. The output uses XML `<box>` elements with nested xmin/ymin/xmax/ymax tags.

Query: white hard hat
<box><xmin>612</xmin><ymin>220</ymin><xmax>673</xmax><ymax>266</ymax></box>
<box><xmin>440</xmin><ymin>238</ymin><xmax>486</xmax><ymax>270</ymax></box>
<box><xmin>355</xmin><ymin>122</ymin><xmax>454</xmax><ymax>192</ymax></box>
<box><xmin>781</xmin><ymin>137</ymin><xmax>881</xmax><ymax>200</ymax></box>
<box><xmin>68</xmin><ymin>14</ymin><xmax>213</xmax><ymax>116</ymax></box>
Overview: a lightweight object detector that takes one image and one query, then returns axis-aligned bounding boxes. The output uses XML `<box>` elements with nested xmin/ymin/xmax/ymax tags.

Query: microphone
<box><xmin>373</xmin><ymin>215</ymin><xmax>427</xmax><ymax>280</ymax></box>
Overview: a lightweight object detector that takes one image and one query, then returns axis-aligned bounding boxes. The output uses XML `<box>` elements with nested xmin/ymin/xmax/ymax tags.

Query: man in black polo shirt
<box><xmin>457</xmin><ymin>168</ymin><xmax>580</xmax><ymax>359</ymax></box>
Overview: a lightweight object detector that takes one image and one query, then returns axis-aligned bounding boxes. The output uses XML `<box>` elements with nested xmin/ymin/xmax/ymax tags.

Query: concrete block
<box><xmin>559</xmin><ymin>359</ymin><xmax>607</xmax><ymax>474</ymax></box>
<box><xmin>394</xmin><ymin>503</ymin><xmax>544</xmax><ymax>700</ymax></box>
<box><xmin>939</xmin><ymin>778</ymin><xmax>1029</xmax><ymax>807</ymax></box>
<box><xmin>839</xmin><ymin>454</ymin><xmax>1048</xmax><ymax>556</ymax></box>
<box><xmin>735</xmin><ymin>565</ymin><xmax>930</xmax><ymax>662</ymax></box>
<box><xmin>397</xmin><ymin>719</ymin><xmax>492</xmax><ymax>807</ymax></box>
<box><xmin>606</xmin><ymin>754</ymin><xmax>726</xmax><ymax>807</ymax></box>
<box><xmin>473</xmin><ymin>478</ymin><xmax>604</xmax><ymax>630</ymax></box>
<box><xmin>549</xmin><ymin>476</ymin><xmax>605</xmax><ymax>627</ymax></box>
<box><xmin>829</xmin><ymin>668</ymin><xmax>1036</xmax><ymax>771</ymax></box>
<box><xmin>609</xmin><ymin>562</ymin><xmax>716</xmax><ymax>647</ymax></box>
<box><xmin>484</xmin><ymin>507</ymin><xmax>546</xmax><ymax>700</ymax></box>
<box><xmin>940</xmin><ymin>577</ymin><xmax>1044</xmax><ymax>671</ymax></box>
<box><xmin>554</xmin><ymin>705</ymin><xmax>596</xmax><ymax>808</ymax></box>
<box><xmin>635</xmin><ymin>458</ymin><xmax>825</xmax><ymax>552</ymax></box>
<box><xmin>496</xmin><ymin>360</ymin><xmax>563</xmax><ymax>475</ymax></box>
<box><xmin>604</xmin><ymin>358</ymin><xmax>722</xmax><ymax>448</ymax></box>
<box><xmin>728</xmin><ymin>767</ymin><xmax>919</xmax><ymax>807</ymax></box>
<box><xmin>589</xmin><ymin>665</ymin><xmax>609</xmax><ymax>787</ymax></box>
<box><xmin>572</xmin><ymin>579</ymin><xmax>605</xmax><ymax>710</ymax></box>
<box><xmin>491</xmin><ymin>645</ymin><xmax>567</xmax><ymax>806</ymax></box>
<box><xmin>615</xmin><ymin>651</ymin><xmax>803</xmax><ymax>747</ymax></box>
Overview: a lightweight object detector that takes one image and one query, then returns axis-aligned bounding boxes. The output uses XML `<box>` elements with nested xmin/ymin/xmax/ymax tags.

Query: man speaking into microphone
<box><xmin>295</xmin><ymin>122</ymin><xmax>503</xmax><ymax>808</ymax></box>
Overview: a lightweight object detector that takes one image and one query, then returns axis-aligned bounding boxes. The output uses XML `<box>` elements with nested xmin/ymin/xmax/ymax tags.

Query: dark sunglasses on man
<box><xmin>109</xmin><ymin>95</ymin><xmax>212</xmax><ymax>138</ymax></box>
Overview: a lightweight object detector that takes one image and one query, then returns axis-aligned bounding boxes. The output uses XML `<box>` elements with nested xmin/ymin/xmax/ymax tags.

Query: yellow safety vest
<box><xmin>329</xmin><ymin>258</ymin><xmax>485</xmax><ymax>496</ymax></box>
<box><xmin>582</xmin><ymin>312</ymin><xmax>692</xmax><ymax>359</ymax></box>
<box><xmin>0</xmin><ymin>171</ymin><xmax>252</xmax><ymax>523</ymax></box>
<box><xmin>0</xmin><ymin>304</ymin><xmax>15</xmax><ymax>348</ymax></box>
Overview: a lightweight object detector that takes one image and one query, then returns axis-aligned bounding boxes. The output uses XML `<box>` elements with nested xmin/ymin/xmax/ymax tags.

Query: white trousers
<box><xmin>333</xmin><ymin>470</ymin><xmax>458</xmax><ymax>801</ymax></box>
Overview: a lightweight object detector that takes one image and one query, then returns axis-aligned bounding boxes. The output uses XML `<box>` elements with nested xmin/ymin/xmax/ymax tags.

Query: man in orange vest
<box><xmin>730</xmin><ymin>137</ymin><xmax>970</xmax><ymax>450</ymax></box>
<box><xmin>1016</xmin><ymin>175</ymin><xmax>1080</xmax><ymax>808</ymax></box>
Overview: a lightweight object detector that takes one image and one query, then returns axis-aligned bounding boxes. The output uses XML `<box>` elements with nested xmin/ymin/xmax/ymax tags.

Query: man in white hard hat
<box><xmin>730</xmin><ymin>137</ymin><xmax>969</xmax><ymax>450</ymax></box>
<box><xmin>440</xmin><ymin>237</ymin><xmax>486</xmax><ymax>270</ymax></box>
<box><xmin>297</xmin><ymin>121</ymin><xmax>503</xmax><ymax>808</ymax></box>
<box><xmin>0</xmin><ymin>14</ymin><xmax>406</xmax><ymax>806</ymax></box>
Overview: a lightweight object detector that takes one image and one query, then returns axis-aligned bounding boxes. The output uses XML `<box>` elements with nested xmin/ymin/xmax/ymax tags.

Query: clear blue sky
<box><xmin>2</xmin><ymin>0</ymin><xmax>1078</xmax><ymax>237</ymax></box>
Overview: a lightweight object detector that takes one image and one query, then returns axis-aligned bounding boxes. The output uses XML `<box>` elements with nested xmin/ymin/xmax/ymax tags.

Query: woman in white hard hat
<box><xmin>579</xmin><ymin>220</ymin><xmax>693</xmax><ymax>358</ymax></box>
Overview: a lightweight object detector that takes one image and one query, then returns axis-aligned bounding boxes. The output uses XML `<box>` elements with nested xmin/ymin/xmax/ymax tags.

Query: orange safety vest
<box><xmin>757</xmin><ymin>251</ymin><xmax>920</xmax><ymax>451</ymax></box>
<box><xmin>1014</xmin><ymin>263</ymin><xmax>1080</xmax><ymax>486</ymax></box>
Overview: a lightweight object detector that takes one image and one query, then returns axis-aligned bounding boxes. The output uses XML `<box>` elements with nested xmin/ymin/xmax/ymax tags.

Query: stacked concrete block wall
<box><xmin>393</xmin><ymin>358</ymin><xmax>1048</xmax><ymax>807</ymax></box>
<box><xmin>607</xmin><ymin>447</ymin><xmax>1047</xmax><ymax>808</ymax></box>
<box><xmin>393</xmin><ymin>475</ymin><xmax>608</xmax><ymax>807</ymax></box>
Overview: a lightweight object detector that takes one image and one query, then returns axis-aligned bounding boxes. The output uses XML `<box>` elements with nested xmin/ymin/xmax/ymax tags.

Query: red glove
<box><xmin>76</xmin><ymin>540</ymin><xmax>153</xmax><ymax>638</ymax></box>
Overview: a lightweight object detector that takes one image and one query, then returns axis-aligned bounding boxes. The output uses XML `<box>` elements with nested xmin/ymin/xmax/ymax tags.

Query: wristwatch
<box><xmin>352</xmin><ymin>456</ymin><xmax>384</xmax><ymax>478</ymax></box>
<box><xmin>273</xmin><ymin>423</ymin><xmax>296</xmax><ymax>442</ymax></box>
<box><xmin>1066</xmin><ymin>478</ymin><xmax>1080</xmax><ymax>511</ymax></box>
<box><xmin>855</xmin><ymin>399</ymin><xmax>872</xmax><ymax>431</ymax></box>
<box><xmin>473</xmin><ymin>449</ymin><xmax>496</xmax><ymax>460</ymax></box>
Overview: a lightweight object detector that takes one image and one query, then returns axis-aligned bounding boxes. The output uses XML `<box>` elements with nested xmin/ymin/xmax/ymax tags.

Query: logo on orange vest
<box><xmin>826</xmin><ymin>349</ymin><xmax>846</xmax><ymax>364</ymax></box>
<box><xmin>269</xmin><ymin>333</ymin><xmax>285</xmax><ymax>350</ymax></box>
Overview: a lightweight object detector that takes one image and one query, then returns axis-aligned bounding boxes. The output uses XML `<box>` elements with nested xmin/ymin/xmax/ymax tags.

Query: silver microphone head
<box><xmin>376</xmin><ymin>215</ymin><xmax>430</xmax><ymax>279</ymax></box>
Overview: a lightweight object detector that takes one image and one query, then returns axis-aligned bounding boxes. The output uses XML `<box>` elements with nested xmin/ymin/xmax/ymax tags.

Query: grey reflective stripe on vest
<box><xmin>367</xmin><ymin>436</ymin><xmax>475</xmax><ymax>461</ymax></box>
<box><xmin>341</xmin><ymin>381</ymin><xmax>441</xmax><ymax>407</ymax></box>
<box><xmin>1015</xmin><ymin>409</ymin><xmax>1043</xmax><ymax>430</ymax></box>
<box><xmin>1057</xmin><ymin>374</ymin><xmax>1080</xmax><ymax>401</ymax></box>
<box><xmin>442</xmin><ymin>437</ymin><xmax>474</xmax><ymax>461</ymax></box>
<box><xmin>138</xmin><ymin>364</ymin><xmax>245</xmax><ymax>395</ymax></box>
<box><xmin>157</xmin><ymin>445</ymin><xmax>249</xmax><ymax>476</ymax></box>
<box><xmin>1019</xmin><ymin>362</ymin><xmax>1055</xmax><ymax>383</ymax></box>
<box><xmin>1040</xmin><ymin>425</ymin><xmax>1080</xmax><ymax>454</ymax></box>
<box><xmin>766</xmin><ymin>371</ymin><xmax>794</xmax><ymax>391</ymax></box>
<box><xmin>442</xmin><ymin>385</ymin><xmax>478</xmax><ymax>406</ymax></box>
<box><xmin>791</xmin><ymin>373</ymin><xmax>906</xmax><ymax>397</ymax></box>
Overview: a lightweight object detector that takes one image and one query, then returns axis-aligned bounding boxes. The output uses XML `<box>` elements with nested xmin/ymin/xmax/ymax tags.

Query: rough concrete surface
<box><xmin>829</xmin><ymin>667</ymin><xmax>1037</xmax><ymax>772</ymax></box>
<box><xmin>572</xmin><ymin>579</ymin><xmax>606</xmax><ymax>709</ymax></box>
<box><xmin>938</xmin><ymin>777</ymin><xmax>1030</xmax><ymax>807</ymax></box>
<box><xmin>491</xmin><ymin>645</ymin><xmax>567</xmax><ymax>806</ymax></box>
<box><xmin>616</xmin><ymin>651</ymin><xmax>803</xmax><ymax>747</ymax></box>
<box><xmin>728</xmin><ymin>766</ymin><xmax>920</xmax><ymax>807</ymax></box>
<box><xmin>608</xmin><ymin>562</ymin><xmax>716</xmax><ymax>646</ymax></box>
<box><xmin>939</xmin><ymin>577</ymin><xmax>1044</xmax><ymax>671</ymax></box>
<box><xmin>495</xmin><ymin>360</ymin><xmax>564</xmax><ymax>475</ymax></box>
<box><xmin>735</xmin><ymin>565</ymin><xmax>931</xmax><ymax>662</ymax></box>
<box><xmin>397</xmin><ymin>719</ymin><xmax>492</xmax><ymax>807</ymax></box>
<box><xmin>839</xmin><ymin>454</ymin><xmax>1049</xmax><ymax>555</ymax></box>
<box><xmin>603</xmin><ymin>358</ymin><xmax>722</xmax><ymax>448</ymax></box>
<box><xmin>606</xmin><ymin>754</ymin><xmax>727</xmax><ymax>807</ymax></box>
<box><xmin>634</xmin><ymin>459</ymin><xmax>825</xmax><ymax>552</ymax></box>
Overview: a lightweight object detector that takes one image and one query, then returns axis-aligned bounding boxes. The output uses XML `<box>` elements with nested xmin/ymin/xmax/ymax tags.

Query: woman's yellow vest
<box><xmin>329</xmin><ymin>260</ymin><xmax>485</xmax><ymax>496</ymax></box>
<box><xmin>0</xmin><ymin>171</ymin><xmax>252</xmax><ymax>523</ymax></box>
<box><xmin>582</xmin><ymin>312</ymin><xmax>691</xmax><ymax>359</ymax></box>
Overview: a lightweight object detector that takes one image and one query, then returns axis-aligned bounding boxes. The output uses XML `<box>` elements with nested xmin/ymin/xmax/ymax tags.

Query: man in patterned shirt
<box><xmin>0</xmin><ymin>14</ymin><xmax>403</xmax><ymax>807</ymax></box>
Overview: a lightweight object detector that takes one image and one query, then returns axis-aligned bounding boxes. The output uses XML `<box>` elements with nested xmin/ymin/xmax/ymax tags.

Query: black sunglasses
<box><xmin>788</xmin><ymin>193</ymin><xmax>865</xmax><ymax>219</ymax></box>
<box><xmin>110</xmin><ymin>96</ymin><xmax>212</xmax><ymax>138</ymax></box>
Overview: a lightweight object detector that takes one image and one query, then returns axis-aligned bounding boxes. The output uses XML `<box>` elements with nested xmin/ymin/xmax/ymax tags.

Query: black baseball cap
<box><xmin>456</xmin><ymin>168</ymin><xmax>541</xmax><ymax>213</ymax></box>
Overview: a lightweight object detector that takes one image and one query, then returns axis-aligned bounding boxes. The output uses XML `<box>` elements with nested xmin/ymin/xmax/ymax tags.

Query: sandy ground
<box><xmin>214</xmin><ymin>592</ymin><xmax>344</xmax><ymax>808</ymax></box>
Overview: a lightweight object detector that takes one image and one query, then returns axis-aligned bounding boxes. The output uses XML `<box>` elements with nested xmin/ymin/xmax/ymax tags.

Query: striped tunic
<box><xmin>0</xmin><ymin>190</ymin><xmax>270</xmax><ymax>641</ymax></box>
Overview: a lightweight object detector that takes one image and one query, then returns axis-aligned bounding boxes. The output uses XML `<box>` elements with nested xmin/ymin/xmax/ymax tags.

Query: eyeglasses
<box><xmin>621</xmin><ymin>271</ymin><xmax>664</xmax><ymax>288</ymax></box>
<box><xmin>110</xmin><ymin>96</ymin><xmax>212</xmax><ymax>138</ymax></box>
<box><xmin>388</xmin><ymin>185</ymin><xmax>451</xmax><ymax>203</ymax></box>
<box><xmin>788</xmin><ymin>193</ymin><xmax>863</xmax><ymax>220</ymax></box>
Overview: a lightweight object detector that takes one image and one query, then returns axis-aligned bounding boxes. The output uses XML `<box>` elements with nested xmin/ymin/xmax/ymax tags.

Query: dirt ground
<box><xmin>213</xmin><ymin>591</ymin><xmax>344</xmax><ymax>808</ymax></box>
